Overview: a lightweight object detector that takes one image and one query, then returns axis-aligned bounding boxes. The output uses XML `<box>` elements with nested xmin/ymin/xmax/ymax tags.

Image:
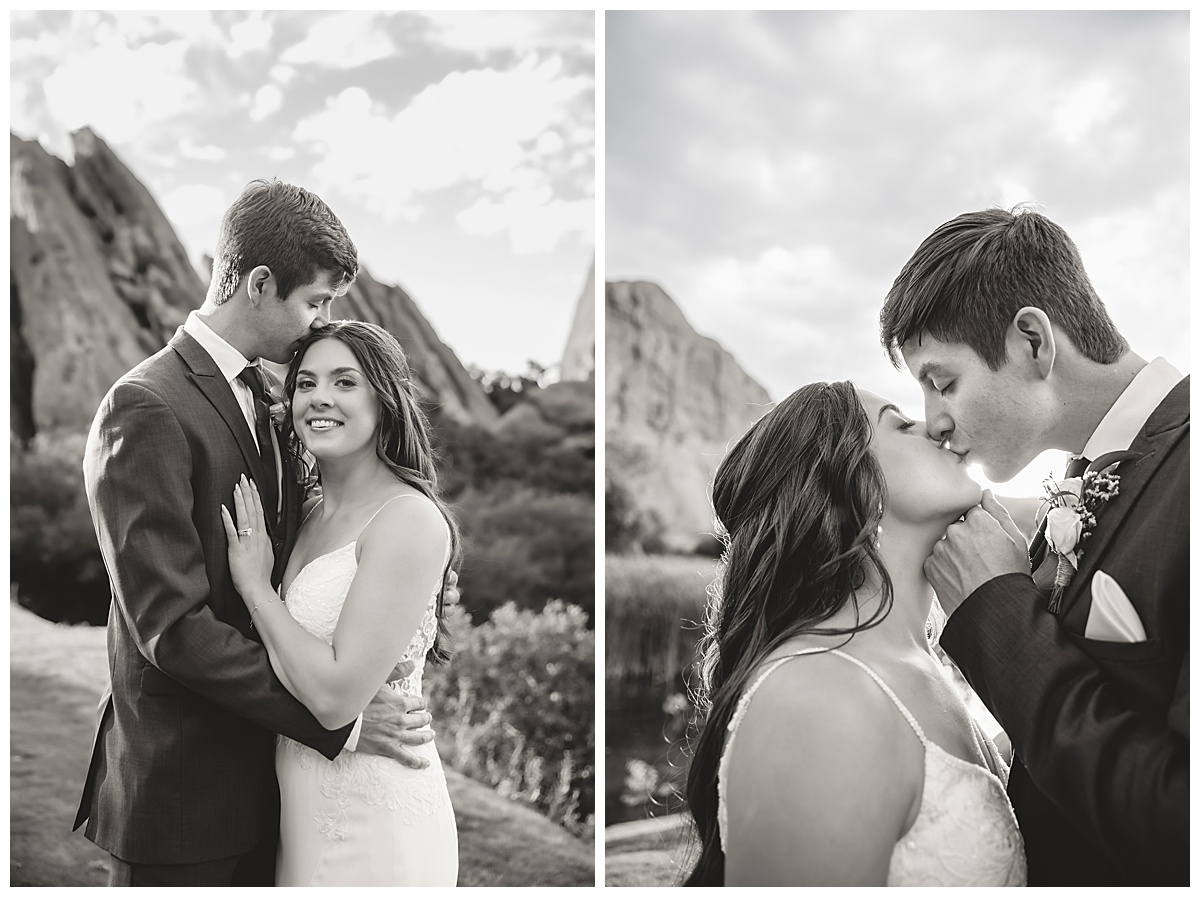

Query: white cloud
<box><xmin>41</xmin><ymin>39</ymin><xmax>198</xmax><ymax>144</ymax></box>
<box><xmin>1053</xmin><ymin>77</ymin><xmax>1119</xmax><ymax>145</ymax></box>
<box><xmin>250</xmin><ymin>85</ymin><xmax>283</xmax><ymax>121</ymax></box>
<box><xmin>696</xmin><ymin>245</ymin><xmax>842</xmax><ymax>313</ymax></box>
<box><xmin>456</xmin><ymin>189</ymin><xmax>593</xmax><ymax>255</ymax></box>
<box><xmin>418</xmin><ymin>10</ymin><xmax>592</xmax><ymax>57</ymax></box>
<box><xmin>93</xmin><ymin>11</ymin><xmax>223</xmax><ymax>48</ymax></box>
<box><xmin>267</xmin><ymin>146</ymin><xmax>296</xmax><ymax>162</ymax></box>
<box><xmin>10</xmin><ymin>31</ymin><xmax>65</xmax><ymax>66</ymax></box>
<box><xmin>229</xmin><ymin>12</ymin><xmax>273</xmax><ymax>57</ymax></box>
<box><xmin>269</xmin><ymin>64</ymin><xmax>296</xmax><ymax>85</ymax></box>
<box><xmin>279</xmin><ymin>12</ymin><xmax>397</xmax><ymax>69</ymax></box>
<box><xmin>158</xmin><ymin>183</ymin><xmax>229</xmax><ymax>260</ymax></box>
<box><xmin>180</xmin><ymin>138</ymin><xmax>226</xmax><ymax>161</ymax></box>
<box><xmin>293</xmin><ymin>54</ymin><xmax>591</xmax><ymax>232</ymax></box>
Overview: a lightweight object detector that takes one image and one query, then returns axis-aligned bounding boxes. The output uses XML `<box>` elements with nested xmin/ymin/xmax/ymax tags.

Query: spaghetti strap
<box><xmin>358</xmin><ymin>493</ymin><xmax>430</xmax><ymax>539</ymax></box>
<box><xmin>822</xmin><ymin>650</ymin><xmax>929</xmax><ymax>746</ymax></box>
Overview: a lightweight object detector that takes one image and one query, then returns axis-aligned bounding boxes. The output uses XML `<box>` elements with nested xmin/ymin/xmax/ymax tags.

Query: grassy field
<box><xmin>604</xmin><ymin>815</ymin><xmax>693</xmax><ymax>887</ymax></box>
<box><xmin>9</xmin><ymin>603</ymin><xmax>594</xmax><ymax>887</ymax></box>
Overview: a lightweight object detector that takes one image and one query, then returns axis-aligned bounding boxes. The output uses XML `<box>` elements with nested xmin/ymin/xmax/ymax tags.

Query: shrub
<box><xmin>426</xmin><ymin>409</ymin><xmax>594</xmax><ymax>624</ymax></box>
<box><xmin>10</xmin><ymin>433</ymin><xmax>110</xmax><ymax>624</ymax></box>
<box><xmin>425</xmin><ymin>601</ymin><xmax>595</xmax><ymax>838</ymax></box>
<box><xmin>455</xmin><ymin>485</ymin><xmax>594</xmax><ymax>621</ymax></box>
<box><xmin>604</xmin><ymin>474</ymin><xmax>667</xmax><ymax>555</ymax></box>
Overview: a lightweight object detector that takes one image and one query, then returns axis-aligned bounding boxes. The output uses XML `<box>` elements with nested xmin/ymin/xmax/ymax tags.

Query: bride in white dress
<box><xmin>224</xmin><ymin>320</ymin><xmax>459</xmax><ymax>886</ymax></box>
<box><xmin>684</xmin><ymin>381</ymin><xmax>1026</xmax><ymax>886</ymax></box>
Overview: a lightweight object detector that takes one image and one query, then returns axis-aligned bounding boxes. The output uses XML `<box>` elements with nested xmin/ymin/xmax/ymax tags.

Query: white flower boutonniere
<box><xmin>264</xmin><ymin>383</ymin><xmax>289</xmax><ymax>429</ymax></box>
<box><xmin>1037</xmin><ymin>450</ymin><xmax>1140</xmax><ymax>612</ymax></box>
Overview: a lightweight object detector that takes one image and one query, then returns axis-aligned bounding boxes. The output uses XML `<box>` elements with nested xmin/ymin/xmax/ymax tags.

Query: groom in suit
<box><xmin>879</xmin><ymin>207</ymin><xmax>1188</xmax><ymax>885</ymax></box>
<box><xmin>76</xmin><ymin>179</ymin><xmax>439</xmax><ymax>885</ymax></box>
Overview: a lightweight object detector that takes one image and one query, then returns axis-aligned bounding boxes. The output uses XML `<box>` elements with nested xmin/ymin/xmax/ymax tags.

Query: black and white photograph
<box><xmin>11</xmin><ymin>10</ymin><xmax>595</xmax><ymax>887</ymax></box>
<box><xmin>604</xmin><ymin>10</ymin><xmax>1188</xmax><ymax>887</ymax></box>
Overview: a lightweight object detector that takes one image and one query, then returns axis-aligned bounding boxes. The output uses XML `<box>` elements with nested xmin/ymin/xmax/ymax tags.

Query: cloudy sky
<box><xmin>11</xmin><ymin>10</ymin><xmax>595</xmax><ymax>378</ymax></box>
<box><xmin>607</xmin><ymin>10</ymin><xmax>1189</xmax><ymax>495</ymax></box>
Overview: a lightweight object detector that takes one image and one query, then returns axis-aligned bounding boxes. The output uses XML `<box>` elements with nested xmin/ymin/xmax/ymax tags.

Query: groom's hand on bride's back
<box><xmin>357</xmin><ymin>684</ymin><xmax>434</xmax><ymax>769</ymax></box>
<box><xmin>926</xmin><ymin>490</ymin><xmax>1029</xmax><ymax>616</ymax></box>
<box><xmin>444</xmin><ymin>569</ymin><xmax>461</xmax><ymax>606</ymax></box>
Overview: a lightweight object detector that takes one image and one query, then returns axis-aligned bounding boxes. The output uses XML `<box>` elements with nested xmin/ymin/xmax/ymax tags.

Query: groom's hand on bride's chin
<box><xmin>357</xmin><ymin>687</ymin><xmax>434</xmax><ymax>769</ymax></box>
<box><xmin>925</xmin><ymin>490</ymin><xmax>1030</xmax><ymax>616</ymax></box>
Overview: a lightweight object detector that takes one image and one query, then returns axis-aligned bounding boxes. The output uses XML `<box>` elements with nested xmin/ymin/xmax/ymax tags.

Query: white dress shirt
<box><xmin>1079</xmin><ymin>357</ymin><xmax>1184</xmax><ymax>460</ymax></box>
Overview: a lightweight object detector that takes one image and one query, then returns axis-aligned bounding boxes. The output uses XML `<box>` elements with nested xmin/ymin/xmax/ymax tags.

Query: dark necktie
<box><xmin>236</xmin><ymin>364</ymin><xmax>280</xmax><ymax>527</ymax></box>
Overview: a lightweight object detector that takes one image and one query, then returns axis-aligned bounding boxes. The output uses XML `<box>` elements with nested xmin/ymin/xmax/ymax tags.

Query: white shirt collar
<box><xmin>183</xmin><ymin>310</ymin><xmax>256</xmax><ymax>384</ymax></box>
<box><xmin>1080</xmin><ymin>357</ymin><xmax>1184</xmax><ymax>461</ymax></box>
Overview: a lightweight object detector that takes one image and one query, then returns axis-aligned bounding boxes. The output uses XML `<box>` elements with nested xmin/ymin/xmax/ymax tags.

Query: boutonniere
<box><xmin>1037</xmin><ymin>450</ymin><xmax>1140</xmax><ymax>612</ymax></box>
<box><xmin>265</xmin><ymin>384</ymin><xmax>289</xmax><ymax>429</ymax></box>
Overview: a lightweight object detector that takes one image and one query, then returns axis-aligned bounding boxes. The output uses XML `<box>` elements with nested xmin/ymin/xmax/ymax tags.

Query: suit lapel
<box><xmin>1055</xmin><ymin>376</ymin><xmax>1189</xmax><ymax>619</ymax></box>
<box><xmin>168</xmin><ymin>328</ymin><xmax>275</xmax><ymax>538</ymax></box>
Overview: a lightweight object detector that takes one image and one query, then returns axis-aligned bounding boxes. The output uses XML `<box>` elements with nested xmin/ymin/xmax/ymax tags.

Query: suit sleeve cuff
<box><xmin>343</xmin><ymin>714</ymin><xmax>363</xmax><ymax>752</ymax></box>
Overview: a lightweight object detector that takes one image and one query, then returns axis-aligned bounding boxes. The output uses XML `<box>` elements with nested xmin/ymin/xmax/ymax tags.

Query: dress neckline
<box><xmin>281</xmin><ymin>542</ymin><xmax>356</xmax><ymax>600</ymax></box>
<box><xmin>751</xmin><ymin>648</ymin><xmax>1002</xmax><ymax>786</ymax></box>
<box><xmin>279</xmin><ymin>492</ymin><xmax>430</xmax><ymax>599</ymax></box>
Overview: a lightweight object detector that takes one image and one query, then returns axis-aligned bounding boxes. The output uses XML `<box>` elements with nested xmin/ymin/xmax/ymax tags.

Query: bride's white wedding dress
<box><xmin>719</xmin><ymin>648</ymin><xmax>1026</xmax><ymax>886</ymax></box>
<box><xmin>274</xmin><ymin>496</ymin><xmax>458</xmax><ymax>886</ymax></box>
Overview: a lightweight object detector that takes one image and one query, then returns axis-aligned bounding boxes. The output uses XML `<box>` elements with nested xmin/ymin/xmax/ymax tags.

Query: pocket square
<box><xmin>1084</xmin><ymin>570</ymin><xmax>1147</xmax><ymax>643</ymax></box>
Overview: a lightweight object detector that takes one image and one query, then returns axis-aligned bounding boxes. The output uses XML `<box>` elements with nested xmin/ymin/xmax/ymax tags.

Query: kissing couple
<box><xmin>687</xmin><ymin>208</ymin><xmax>1187</xmax><ymax>886</ymax></box>
<box><xmin>75</xmin><ymin>180</ymin><xmax>461</xmax><ymax>886</ymax></box>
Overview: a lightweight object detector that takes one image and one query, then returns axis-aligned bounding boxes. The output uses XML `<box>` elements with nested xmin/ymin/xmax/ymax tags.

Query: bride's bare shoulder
<box><xmin>722</xmin><ymin>650</ymin><xmax>924</xmax><ymax>884</ymax></box>
<box><xmin>733</xmin><ymin>649</ymin><xmax>909</xmax><ymax>752</ymax></box>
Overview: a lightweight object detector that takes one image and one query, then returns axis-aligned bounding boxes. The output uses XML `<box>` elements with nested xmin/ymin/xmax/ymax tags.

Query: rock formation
<box><xmin>606</xmin><ymin>281</ymin><xmax>772</xmax><ymax>552</ymax></box>
<box><xmin>11</xmin><ymin>130</ymin><xmax>202</xmax><ymax>440</ymax></box>
<box><xmin>560</xmin><ymin>257</ymin><xmax>595</xmax><ymax>382</ymax></box>
<box><xmin>10</xmin><ymin>128</ymin><xmax>495</xmax><ymax>439</ymax></box>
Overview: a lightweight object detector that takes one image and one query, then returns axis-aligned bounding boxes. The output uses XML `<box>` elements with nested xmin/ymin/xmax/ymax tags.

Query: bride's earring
<box><xmin>874</xmin><ymin>501</ymin><xmax>884</xmax><ymax>550</ymax></box>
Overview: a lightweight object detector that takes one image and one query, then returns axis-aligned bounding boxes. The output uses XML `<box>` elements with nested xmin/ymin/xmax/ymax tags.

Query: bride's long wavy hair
<box><xmin>282</xmin><ymin>320</ymin><xmax>460</xmax><ymax>664</ymax></box>
<box><xmin>682</xmin><ymin>381</ymin><xmax>894</xmax><ymax>885</ymax></box>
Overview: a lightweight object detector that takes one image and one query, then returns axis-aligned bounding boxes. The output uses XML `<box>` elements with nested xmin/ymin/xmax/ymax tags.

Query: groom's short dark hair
<box><xmin>207</xmin><ymin>179</ymin><xmax>358</xmax><ymax>306</ymax></box>
<box><xmin>879</xmin><ymin>207</ymin><xmax>1128</xmax><ymax>370</ymax></box>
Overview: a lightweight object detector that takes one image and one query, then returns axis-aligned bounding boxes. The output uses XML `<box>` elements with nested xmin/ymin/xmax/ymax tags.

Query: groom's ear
<box><xmin>245</xmin><ymin>265</ymin><xmax>275</xmax><ymax>306</ymax></box>
<box><xmin>1008</xmin><ymin>307</ymin><xmax>1056</xmax><ymax>380</ymax></box>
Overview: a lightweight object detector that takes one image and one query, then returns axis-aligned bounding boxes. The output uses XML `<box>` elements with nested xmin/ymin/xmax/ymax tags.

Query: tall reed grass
<box><xmin>605</xmin><ymin>553</ymin><xmax>715</xmax><ymax>711</ymax></box>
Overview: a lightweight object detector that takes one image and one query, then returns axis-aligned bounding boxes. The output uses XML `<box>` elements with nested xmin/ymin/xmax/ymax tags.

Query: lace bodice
<box><xmin>718</xmin><ymin>648</ymin><xmax>1026</xmax><ymax>886</ymax></box>
<box><xmin>282</xmin><ymin>540</ymin><xmax>441</xmax><ymax>697</ymax></box>
<box><xmin>277</xmin><ymin>495</ymin><xmax>451</xmax><ymax>839</ymax></box>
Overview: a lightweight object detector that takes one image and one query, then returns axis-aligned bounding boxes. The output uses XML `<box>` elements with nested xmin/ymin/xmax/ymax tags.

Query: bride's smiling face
<box><xmin>291</xmin><ymin>338</ymin><xmax>381</xmax><ymax>461</ymax></box>
<box><xmin>858</xmin><ymin>389</ymin><xmax>982</xmax><ymax>526</ymax></box>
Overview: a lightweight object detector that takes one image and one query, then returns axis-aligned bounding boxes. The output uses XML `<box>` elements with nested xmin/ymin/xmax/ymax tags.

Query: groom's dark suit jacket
<box><xmin>941</xmin><ymin>377</ymin><xmax>1189</xmax><ymax>886</ymax></box>
<box><xmin>73</xmin><ymin>327</ymin><xmax>354</xmax><ymax>866</ymax></box>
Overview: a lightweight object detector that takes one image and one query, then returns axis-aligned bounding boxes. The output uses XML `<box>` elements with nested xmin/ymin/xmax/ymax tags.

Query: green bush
<box><xmin>425</xmin><ymin>601</ymin><xmax>595</xmax><ymax>838</ymax></box>
<box><xmin>10</xmin><ymin>433</ymin><xmax>110</xmax><ymax>624</ymax></box>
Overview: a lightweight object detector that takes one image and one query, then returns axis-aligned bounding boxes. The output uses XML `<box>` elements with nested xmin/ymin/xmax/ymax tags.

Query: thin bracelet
<box><xmin>250</xmin><ymin>595</ymin><xmax>279</xmax><ymax>630</ymax></box>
